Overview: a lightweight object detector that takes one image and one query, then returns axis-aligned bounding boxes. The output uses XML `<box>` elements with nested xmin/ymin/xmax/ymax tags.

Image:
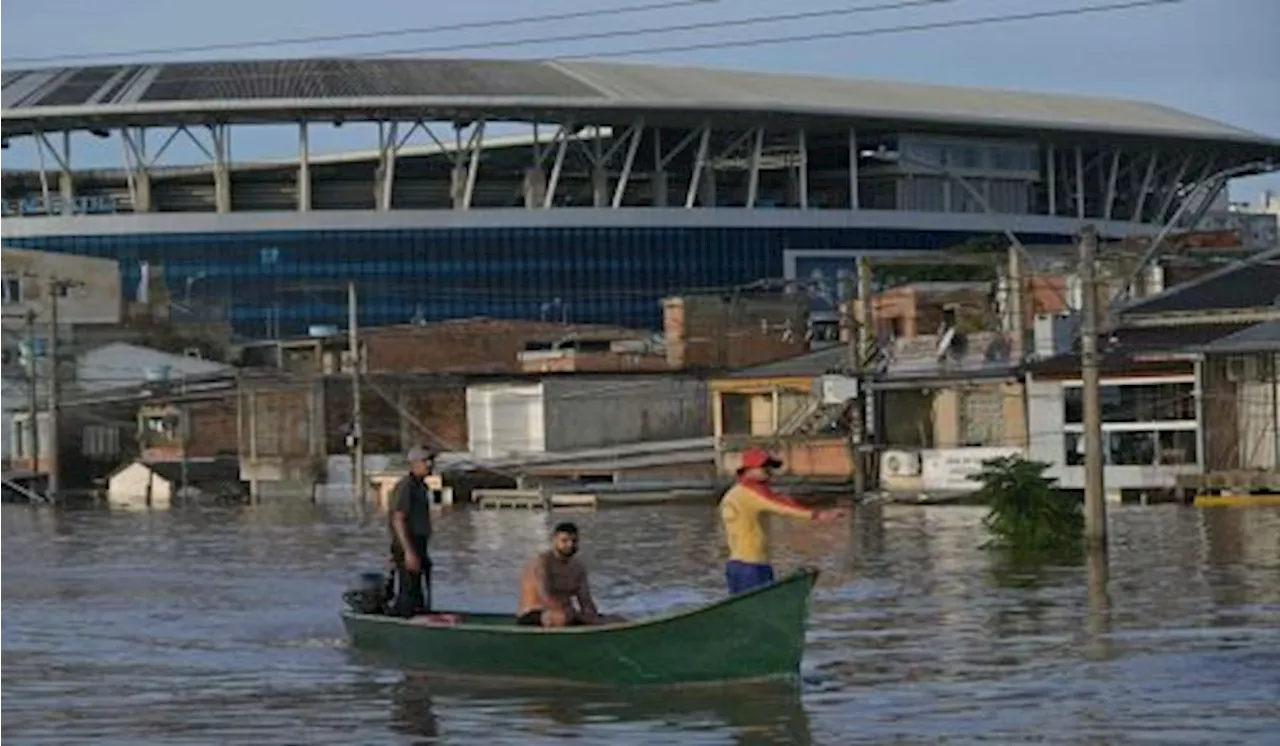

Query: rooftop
<box><xmin>1121</xmin><ymin>249</ymin><xmax>1280</xmax><ymax>317</ymax></box>
<box><xmin>4</xmin><ymin>58</ymin><xmax>1278</xmax><ymax>148</ymax></box>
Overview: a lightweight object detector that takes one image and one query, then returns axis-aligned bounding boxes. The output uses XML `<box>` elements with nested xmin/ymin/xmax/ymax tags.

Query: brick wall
<box><xmin>363</xmin><ymin>320</ymin><xmax>648</xmax><ymax>374</ymax></box>
<box><xmin>665</xmin><ymin>294</ymin><xmax>809</xmax><ymax>370</ymax></box>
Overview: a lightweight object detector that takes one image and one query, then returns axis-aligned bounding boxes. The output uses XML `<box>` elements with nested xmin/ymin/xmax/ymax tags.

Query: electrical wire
<box><xmin>352</xmin><ymin>0</ymin><xmax>957</xmax><ymax>59</ymax></box>
<box><xmin>548</xmin><ymin>0</ymin><xmax>1184</xmax><ymax>61</ymax></box>
<box><xmin>1</xmin><ymin>0</ymin><xmax>720</xmax><ymax>65</ymax></box>
<box><xmin>0</xmin><ymin>0</ymin><xmax>1184</xmax><ymax>77</ymax></box>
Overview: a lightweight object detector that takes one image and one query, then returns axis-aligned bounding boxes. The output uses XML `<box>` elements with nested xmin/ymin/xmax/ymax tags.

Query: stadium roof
<box><xmin>3</xmin><ymin>58</ymin><xmax>1278</xmax><ymax>150</ymax></box>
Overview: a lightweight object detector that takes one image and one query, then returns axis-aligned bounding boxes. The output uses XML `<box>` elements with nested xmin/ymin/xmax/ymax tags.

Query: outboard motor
<box><xmin>343</xmin><ymin>571</ymin><xmax>390</xmax><ymax>615</ymax></box>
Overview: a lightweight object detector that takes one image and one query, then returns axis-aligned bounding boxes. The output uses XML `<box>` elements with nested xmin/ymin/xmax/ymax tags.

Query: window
<box><xmin>1061</xmin><ymin>378</ymin><xmax>1199</xmax><ymax>467</ymax></box>
<box><xmin>1063</xmin><ymin>381</ymin><xmax>1195</xmax><ymax>424</ymax></box>
<box><xmin>721</xmin><ymin>393</ymin><xmax>752</xmax><ymax>435</ymax></box>
<box><xmin>2</xmin><ymin>277</ymin><xmax>21</xmax><ymax>305</ymax></box>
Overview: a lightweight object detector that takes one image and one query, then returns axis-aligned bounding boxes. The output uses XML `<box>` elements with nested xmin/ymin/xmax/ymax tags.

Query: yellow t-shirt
<box><xmin>719</xmin><ymin>479</ymin><xmax>815</xmax><ymax>565</ymax></box>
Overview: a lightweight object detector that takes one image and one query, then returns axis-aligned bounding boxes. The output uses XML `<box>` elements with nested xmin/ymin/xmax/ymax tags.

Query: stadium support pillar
<box><xmin>652</xmin><ymin>171</ymin><xmax>669</xmax><ymax>207</ymax></box>
<box><xmin>611</xmin><ymin>121</ymin><xmax>643</xmax><ymax>208</ymax></box>
<box><xmin>684</xmin><ymin>125</ymin><xmax>711</xmax><ymax>209</ymax></box>
<box><xmin>1156</xmin><ymin>154</ymin><xmax>1193</xmax><ymax>225</ymax></box>
<box><xmin>847</xmin><ymin>128</ymin><xmax>859</xmax><ymax>210</ymax></box>
<box><xmin>453</xmin><ymin>120</ymin><xmax>485</xmax><ymax>210</ymax></box>
<box><xmin>797</xmin><ymin>128</ymin><xmax>809</xmax><ymax>210</ymax></box>
<box><xmin>1103</xmin><ymin>150</ymin><xmax>1121</xmax><ymax>221</ymax></box>
<box><xmin>1133</xmin><ymin>152</ymin><xmax>1159</xmax><ymax>223</ymax></box>
<box><xmin>1047</xmin><ymin>145</ymin><xmax>1057</xmax><ymax>216</ymax></box>
<box><xmin>523</xmin><ymin>168</ymin><xmax>547</xmax><ymax>208</ymax></box>
<box><xmin>57</xmin><ymin>133</ymin><xmax>75</xmax><ymax>215</ymax></box>
<box><xmin>210</xmin><ymin>125</ymin><xmax>232</xmax><ymax>214</ymax></box>
<box><xmin>119</xmin><ymin>128</ymin><xmax>153</xmax><ymax>213</ymax></box>
<box><xmin>135</xmin><ymin>171</ymin><xmax>153</xmax><ymax>213</ymax></box>
<box><xmin>746</xmin><ymin>128</ymin><xmax>764</xmax><ymax>208</ymax></box>
<box><xmin>298</xmin><ymin>122</ymin><xmax>311</xmax><ymax>212</ymax></box>
<box><xmin>35</xmin><ymin>132</ymin><xmax>75</xmax><ymax>215</ymax></box>
<box><xmin>376</xmin><ymin>121</ymin><xmax>400</xmax><ymax>212</ymax></box>
<box><xmin>544</xmin><ymin>124</ymin><xmax>571</xmax><ymax>209</ymax></box>
<box><xmin>1074</xmin><ymin>146</ymin><xmax>1085</xmax><ymax>220</ymax></box>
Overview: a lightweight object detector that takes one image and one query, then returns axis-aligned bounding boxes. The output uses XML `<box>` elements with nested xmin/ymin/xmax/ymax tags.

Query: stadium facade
<box><xmin>2</xmin><ymin>58</ymin><xmax>1277</xmax><ymax>335</ymax></box>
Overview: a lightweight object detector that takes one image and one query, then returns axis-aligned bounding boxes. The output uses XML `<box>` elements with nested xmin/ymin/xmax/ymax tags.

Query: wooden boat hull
<box><xmin>342</xmin><ymin>567</ymin><xmax>819</xmax><ymax>686</ymax></box>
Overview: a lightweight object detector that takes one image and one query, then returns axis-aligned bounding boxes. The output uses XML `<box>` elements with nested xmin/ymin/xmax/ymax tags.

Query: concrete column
<box><xmin>652</xmin><ymin>171</ymin><xmax>669</xmax><ymax>207</ymax></box>
<box><xmin>592</xmin><ymin>165</ymin><xmax>609</xmax><ymax>207</ymax></box>
<box><xmin>134</xmin><ymin>171</ymin><xmax>153</xmax><ymax>212</ymax></box>
<box><xmin>698</xmin><ymin>165</ymin><xmax>717</xmax><ymax>207</ymax></box>
<box><xmin>450</xmin><ymin>165</ymin><xmax>467</xmax><ymax>209</ymax></box>
<box><xmin>523</xmin><ymin>167</ymin><xmax>547</xmax><ymax>209</ymax></box>
<box><xmin>58</xmin><ymin>171</ymin><xmax>75</xmax><ymax>215</ymax></box>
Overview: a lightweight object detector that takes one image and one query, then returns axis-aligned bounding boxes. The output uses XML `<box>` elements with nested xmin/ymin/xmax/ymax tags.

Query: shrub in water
<box><xmin>975</xmin><ymin>455</ymin><xmax>1083</xmax><ymax>556</ymax></box>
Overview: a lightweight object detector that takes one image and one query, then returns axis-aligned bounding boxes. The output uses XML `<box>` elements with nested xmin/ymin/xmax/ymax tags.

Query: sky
<box><xmin>2</xmin><ymin>0</ymin><xmax>1278</xmax><ymax>202</ymax></box>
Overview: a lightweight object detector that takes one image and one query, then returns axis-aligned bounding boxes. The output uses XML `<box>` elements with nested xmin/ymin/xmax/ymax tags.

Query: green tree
<box><xmin>976</xmin><ymin>456</ymin><xmax>1082</xmax><ymax>557</ymax></box>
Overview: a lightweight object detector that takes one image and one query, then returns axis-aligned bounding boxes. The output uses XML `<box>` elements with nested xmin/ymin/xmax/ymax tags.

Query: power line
<box><xmin>1</xmin><ymin>0</ymin><xmax>719</xmax><ymax>65</ymax></box>
<box><xmin>1</xmin><ymin>0</ymin><xmax>1184</xmax><ymax>75</ymax></box>
<box><xmin>548</xmin><ymin>0</ymin><xmax>1186</xmax><ymax>61</ymax></box>
<box><xmin>352</xmin><ymin>0</ymin><xmax>958</xmax><ymax>58</ymax></box>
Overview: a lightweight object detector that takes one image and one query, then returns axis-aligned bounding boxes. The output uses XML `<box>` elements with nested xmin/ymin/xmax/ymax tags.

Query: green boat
<box><xmin>341</xmin><ymin>567</ymin><xmax>819</xmax><ymax>687</ymax></box>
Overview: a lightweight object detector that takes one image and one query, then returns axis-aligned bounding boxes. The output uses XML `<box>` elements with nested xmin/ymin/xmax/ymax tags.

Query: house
<box><xmin>1189</xmin><ymin>319</ymin><xmax>1280</xmax><ymax>492</ymax></box>
<box><xmin>710</xmin><ymin>328</ymin><xmax>1025</xmax><ymax>493</ymax></box>
<box><xmin>466</xmin><ymin>374</ymin><xmax>710</xmax><ymax>460</ymax></box>
<box><xmin>237</xmin><ymin>372</ymin><xmax>471</xmax><ymax>499</ymax></box>
<box><xmin>106</xmin><ymin>457</ymin><xmax>244</xmax><ymax>509</ymax></box>
<box><xmin>1026</xmin><ymin>250</ymin><xmax>1280</xmax><ymax>501</ymax></box>
<box><xmin>7</xmin><ymin>342</ymin><xmax>235</xmax><ymax>488</ymax></box>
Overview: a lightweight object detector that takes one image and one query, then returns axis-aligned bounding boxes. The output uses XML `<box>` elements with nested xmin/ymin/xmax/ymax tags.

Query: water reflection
<box><xmin>390</xmin><ymin>675</ymin><xmax>810</xmax><ymax>746</ymax></box>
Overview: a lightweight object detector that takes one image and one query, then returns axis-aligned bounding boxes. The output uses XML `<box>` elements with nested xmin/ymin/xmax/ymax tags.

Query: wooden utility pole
<box><xmin>347</xmin><ymin>281</ymin><xmax>366</xmax><ymax>511</ymax></box>
<box><xmin>857</xmin><ymin>256</ymin><xmax>875</xmax><ymax>493</ymax></box>
<box><xmin>1007</xmin><ymin>245</ymin><xmax>1025</xmax><ymax>361</ymax></box>
<box><xmin>1079</xmin><ymin>225</ymin><xmax>1107</xmax><ymax>547</ymax></box>
<box><xmin>46</xmin><ymin>278</ymin><xmax>62</xmax><ymax>500</ymax></box>
<box><xmin>23</xmin><ymin>310</ymin><xmax>40</xmax><ymax>478</ymax></box>
<box><xmin>845</xmin><ymin>258</ymin><xmax>875</xmax><ymax>498</ymax></box>
<box><xmin>843</xmin><ymin>273</ymin><xmax>863</xmax><ymax>498</ymax></box>
<box><xmin>179</xmin><ymin>374</ymin><xmax>190</xmax><ymax>496</ymax></box>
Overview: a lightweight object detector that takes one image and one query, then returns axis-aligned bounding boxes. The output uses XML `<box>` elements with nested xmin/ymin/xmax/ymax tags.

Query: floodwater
<box><xmin>2</xmin><ymin>502</ymin><xmax>1278</xmax><ymax>745</ymax></box>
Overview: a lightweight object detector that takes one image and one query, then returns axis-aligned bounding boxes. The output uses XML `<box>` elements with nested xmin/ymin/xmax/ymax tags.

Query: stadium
<box><xmin>3</xmin><ymin>57</ymin><xmax>1278</xmax><ymax>334</ymax></box>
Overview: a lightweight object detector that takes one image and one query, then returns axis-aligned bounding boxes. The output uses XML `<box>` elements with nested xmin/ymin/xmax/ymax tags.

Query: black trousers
<box><xmin>389</xmin><ymin>535</ymin><xmax>432</xmax><ymax>617</ymax></box>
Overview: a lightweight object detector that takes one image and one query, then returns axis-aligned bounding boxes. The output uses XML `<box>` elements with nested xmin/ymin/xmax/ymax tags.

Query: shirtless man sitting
<box><xmin>516</xmin><ymin>522</ymin><xmax>621</xmax><ymax>627</ymax></box>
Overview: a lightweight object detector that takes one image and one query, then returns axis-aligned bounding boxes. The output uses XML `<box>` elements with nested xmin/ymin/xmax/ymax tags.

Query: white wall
<box><xmin>466</xmin><ymin>383</ymin><xmax>546</xmax><ymax>460</ymax></box>
<box><xmin>76</xmin><ymin>342</ymin><xmax>230</xmax><ymax>394</ymax></box>
<box><xmin>1027</xmin><ymin>377</ymin><xmax>1201</xmax><ymax>492</ymax></box>
<box><xmin>0</xmin><ymin>247</ymin><xmax>121</xmax><ymax>326</ymax></box>
<box><xmin>542</xmin><ymin>376</ymin><xmax>709</xmax><ymax>453</ymax></box>
<box><xmin>107</xmin><ymin>462</ymin><xmax>173</xmax><ymax>508</ymax></box>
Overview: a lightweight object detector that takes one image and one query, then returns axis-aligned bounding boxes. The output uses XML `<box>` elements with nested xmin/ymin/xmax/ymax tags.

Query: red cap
<box><xmin>738</xmin><ymin>447</ymin><xmax>783</xmax><ymax>471</ymax></box>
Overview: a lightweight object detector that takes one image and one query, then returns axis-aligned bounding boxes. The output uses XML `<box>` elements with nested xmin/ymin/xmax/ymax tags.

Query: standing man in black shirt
<box><xmin>388</xmin><ymin>445</ymin><xmax>436</xmax><ymax>616</ymax></box>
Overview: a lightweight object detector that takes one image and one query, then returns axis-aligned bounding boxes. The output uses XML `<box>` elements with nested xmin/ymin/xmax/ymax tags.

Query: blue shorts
<box><xmin>725</xmin><ymin>561</ymin><xmax>775</xmax><ymax>595</ymax></box>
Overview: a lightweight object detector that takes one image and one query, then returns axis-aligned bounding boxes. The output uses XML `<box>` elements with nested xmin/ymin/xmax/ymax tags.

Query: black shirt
<box><xmin>389</xmin><ymin>473</ymin><xmax>433</xmax><ymax>539</ymax></box>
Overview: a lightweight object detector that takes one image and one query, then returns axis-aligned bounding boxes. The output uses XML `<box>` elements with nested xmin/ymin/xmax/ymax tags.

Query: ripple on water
<box><xmin>3</xmin><ymin>503</ymin><xmax>1280</xmax><ymax>745</ymax></box>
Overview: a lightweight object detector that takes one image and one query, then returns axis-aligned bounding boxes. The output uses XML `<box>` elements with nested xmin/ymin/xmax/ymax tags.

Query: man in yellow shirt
<box><xmin>719</xmin><ymin>447</ymin><xmax>846</xmax><ymax>594</ymax></box>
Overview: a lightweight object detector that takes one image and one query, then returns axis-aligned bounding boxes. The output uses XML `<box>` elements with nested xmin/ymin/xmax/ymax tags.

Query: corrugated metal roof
<box><xmin>1195</xmin><ymin>320</ymin><xmax>1280</xmax><ymax>353</ymax></box>
<box><xmin>2</xmin><ymin>58</ymin><xmax>1276</xmax><ymax>146</ymax></box>
<box><xmin>1122</xmin><ymin>251</ymin><xmax>1280</xmax><ymax>316</ymax></box>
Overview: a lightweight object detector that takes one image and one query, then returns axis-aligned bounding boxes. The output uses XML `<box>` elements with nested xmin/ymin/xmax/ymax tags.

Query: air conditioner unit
<box><xmin>881</xmin><ymin>450</ymin><xmax>922</xmax><ymax>479</ymax></box>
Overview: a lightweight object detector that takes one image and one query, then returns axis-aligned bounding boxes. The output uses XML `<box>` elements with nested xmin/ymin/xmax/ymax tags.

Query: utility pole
<box><xmin>347</xmin><ymin>281</ymin><xmax>366</xmax><ymax>511</ymax></box>
<box><xmin>1007</xmin><ymin>245</ymin><xmax>1025</xmax><ymax>361</ymax></box>
<box><xmin>46</xmin><ymin>278</ymin><xmax>62</xmax><ymax>500</ymax></box>
<box><xmin>857</xmin><ymin>256</ymin><xmax>875</xmax><ymax>494</ymax></box>
<box><xmin>179</xmin><ymin>373</ymin><xmax>190</xmax><ymax>496</ymax></box>
<box><xmin>24</xmin><ymin>310</ymin><xmax>40</xmax><ymax>479</ymax></box>
<box><xmin>1079</xmin><ymin>225</ymin><xmax>1107</xmax><ymax>548</ymax></box>
<box><xmin>845</xmin><ymin>258</ymin><xmax>874</xmax><ymax>499</ymax></box>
